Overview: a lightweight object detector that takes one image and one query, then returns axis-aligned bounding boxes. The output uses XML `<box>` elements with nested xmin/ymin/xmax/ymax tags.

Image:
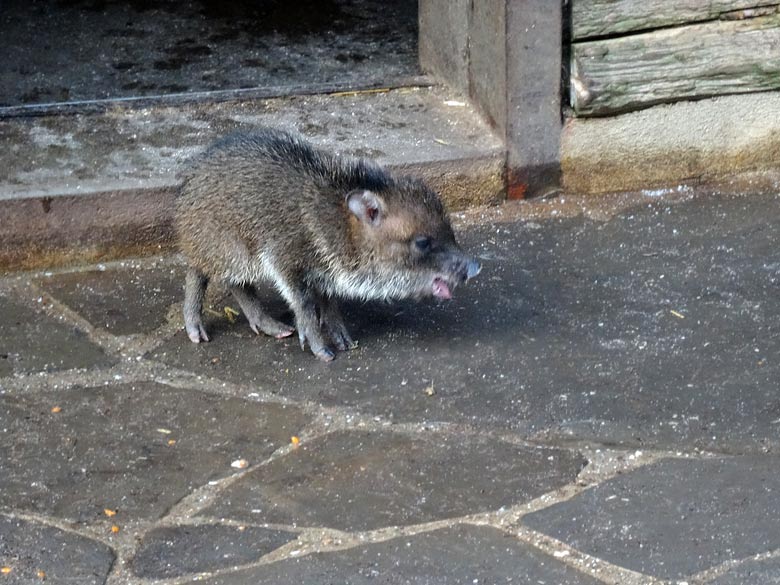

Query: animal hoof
<box><xmin>314</xmin><ymin>347</ymin><xmax>336</xmax><ymax>362</ymax></box>
<box><xmin>186</xmin><ymin>324</ymin><xmax>210</xmax><ymax>343</ymax></box>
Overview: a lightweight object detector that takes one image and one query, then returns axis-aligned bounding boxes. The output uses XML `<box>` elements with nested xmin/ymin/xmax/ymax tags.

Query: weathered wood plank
<box><xmin>571</xmin><ymin>14</ymin><xmax>780</xmax><ymax>116</ymax></box>
<box><xmin>572</xmin><ymin>0</ymin><xmax>780</xmax><ymax>40</ymax></box>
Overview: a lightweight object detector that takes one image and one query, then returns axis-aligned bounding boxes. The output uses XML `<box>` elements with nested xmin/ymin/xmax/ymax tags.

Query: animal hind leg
<box><xmin>184</xmin><ymin>268</ymin><xmax>210</xmax><ymax>343</ymax></box>
<box><xmin>228</xmin><ymin>284</ymin><xmax>294</xmax><ymax>339</ymax></box>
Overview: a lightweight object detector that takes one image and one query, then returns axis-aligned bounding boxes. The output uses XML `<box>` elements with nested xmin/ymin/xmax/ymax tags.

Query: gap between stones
<box><xmin>134</xmin><ymin>444</ymin><xmax>670</xmax><ymax>585</ymax></box>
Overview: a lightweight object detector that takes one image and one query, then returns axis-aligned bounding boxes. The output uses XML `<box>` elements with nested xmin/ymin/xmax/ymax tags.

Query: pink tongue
<box><xmin>432</xmin><ymin>278</ymin><xmax>452</xmax><ymax>299</ymax></box>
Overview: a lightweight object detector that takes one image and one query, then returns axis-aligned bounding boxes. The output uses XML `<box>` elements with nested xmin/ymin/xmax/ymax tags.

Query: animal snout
<box><xmin>445</xmin><ymin>256</ymin><xmax>482</xmax><ymax>283</ymax></box>
<box><xmin>466</xmin><ymin>258</ymin><xmax>481</xmax><ymax>280</ymax></box>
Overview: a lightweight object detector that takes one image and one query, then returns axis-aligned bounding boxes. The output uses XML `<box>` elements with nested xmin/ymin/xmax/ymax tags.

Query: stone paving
<box><xmin>1</xmin><ymin>190</ymin><xmax>779</xmax><ymax>584</ymax></box>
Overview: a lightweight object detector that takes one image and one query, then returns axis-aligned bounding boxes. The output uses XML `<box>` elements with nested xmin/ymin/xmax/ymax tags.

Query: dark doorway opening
<box><xmin>0</xmin><ymin>0</ymin><xmax>420</xmax><ymax>112</ymax></box>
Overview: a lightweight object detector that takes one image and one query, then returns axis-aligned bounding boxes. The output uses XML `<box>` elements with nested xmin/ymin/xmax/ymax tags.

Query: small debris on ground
<box><xmin>224</xmin><ymin>307</ymin><xmax>240</xmax><ymax>323</ymax></box>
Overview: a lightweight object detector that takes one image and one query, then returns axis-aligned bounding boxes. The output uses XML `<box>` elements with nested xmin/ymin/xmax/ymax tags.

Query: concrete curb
<box><xmin>0</xmin><ymin>155</ymin><xmax>504</xmax><ymax>273</ymax></box>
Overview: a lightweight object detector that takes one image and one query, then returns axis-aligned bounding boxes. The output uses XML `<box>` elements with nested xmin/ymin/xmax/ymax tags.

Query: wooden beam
<box><xmin>571</xmin><ymin>13</ymin><xmax>780</xmax><ymax>116</ymax></box>
<box><xmin>572</xmin><ymin>0</ymin><xmax>780</xmax><ymax>40</ymax></box>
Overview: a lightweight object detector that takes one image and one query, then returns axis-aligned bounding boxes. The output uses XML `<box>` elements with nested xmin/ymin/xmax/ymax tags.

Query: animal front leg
<box><xmin>292</xmin><ymin>290</ymin><xmax>335</xmax><ymax>361</ymax></box>
<box><xmin>272</xmin><ymin>273</ymin><xmax>334</xmax><ymax>361</ymax></box>
<box><xmin>318</xmin><ymin>296</ymin><xmax>356</xmax><ymax>352</ymax></box>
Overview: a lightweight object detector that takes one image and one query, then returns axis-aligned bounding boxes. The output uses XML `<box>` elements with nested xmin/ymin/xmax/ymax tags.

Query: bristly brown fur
<box><xmin>175</xmin><ymin>127</ymin><xmax>478</xmax><ymax>360</ymax></box>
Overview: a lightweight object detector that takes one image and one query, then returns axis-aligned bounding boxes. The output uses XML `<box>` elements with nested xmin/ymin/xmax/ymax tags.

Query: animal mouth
<box><xmin>432</xmin><ymin>277</ymin><xmax>452</xmax><ymax>299</ymax></box>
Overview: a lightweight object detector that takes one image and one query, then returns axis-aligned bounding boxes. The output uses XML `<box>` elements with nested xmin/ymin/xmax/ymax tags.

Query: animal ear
<box><xmin>346</xmin><ymin>189</ymin><xmax>384</xmax><ymax>226</ymax></box>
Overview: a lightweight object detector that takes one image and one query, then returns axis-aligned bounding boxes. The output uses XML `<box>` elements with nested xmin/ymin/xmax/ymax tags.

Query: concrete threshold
<box><xmin>562</xmin><ymin>90</ymin><xmax>780</xmax><ymax>195</ymax></box>
<box><xmin>0</xmin><ymin>86</ymin><xmax>505</xmax><ymax>272</ymax></box>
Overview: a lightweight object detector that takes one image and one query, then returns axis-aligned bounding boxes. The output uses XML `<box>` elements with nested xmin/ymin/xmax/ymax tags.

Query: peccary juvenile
<box><xmin>176</xmin><ymin>128</ymin><xmax>480</xmax><ymax>361</ymax></box>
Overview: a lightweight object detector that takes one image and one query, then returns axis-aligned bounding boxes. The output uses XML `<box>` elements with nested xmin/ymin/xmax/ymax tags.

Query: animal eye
<box><xmin>414</xmin><ymin>236</ymin><xmax>432</xmax><ymax>252</ymax></box>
